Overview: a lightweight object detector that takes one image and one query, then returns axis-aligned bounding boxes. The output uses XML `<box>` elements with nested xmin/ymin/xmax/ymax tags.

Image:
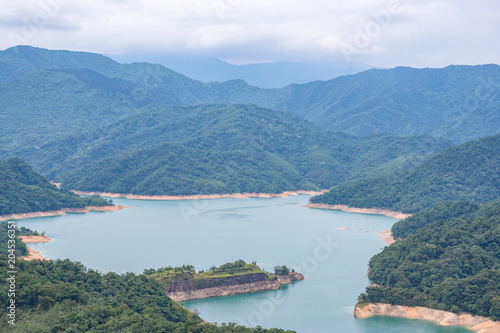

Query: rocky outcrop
<box><xmin>0</xmin><ymin>205</ymin><xmax>128</xmax><ymax>221</ymax></box>
<box><xmin>276</xmin><ymin>272</ymin><xmax>305</xmax><ymax>285</ymax></box>
<box><xmin>354</xmin><ymin>303</ymin><xmax>500</xmax><ymax>333</ymax></box>
<box><xmin>167</xmin><ymin>272</ymin><xmax>304</xmax><ymax>302</ymax></box>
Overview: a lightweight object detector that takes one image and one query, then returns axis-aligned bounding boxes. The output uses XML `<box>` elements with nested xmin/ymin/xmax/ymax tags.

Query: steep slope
<box><xmin>311</xmin><ymin>134</ymin><xmax>500</xmax><ymax>213</ymax></box>
<box><xmin>251</xmin><ymin>65</ymin><xmax>500</xmax><ymax>140</ymax></box>
<box><xmin>0</xmin><ymin>69</ymin><xmax>143</xmax><ymax>154</ymax></box>
<box><xmin>358</xmin><ymin>200</ymin><xmax>500</xmax><ymax>321</ymax></box>
<box><xmin>0</xmin><ymin>157</ymin><xmax>110</xmax><ymax>215</ymax></box>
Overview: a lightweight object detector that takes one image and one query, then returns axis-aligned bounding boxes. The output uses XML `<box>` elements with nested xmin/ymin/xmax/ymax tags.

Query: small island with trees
<box><xmin>144</xmin><ymin>260</ymin><xmax>304</xmax><ymax>302</ymax></box>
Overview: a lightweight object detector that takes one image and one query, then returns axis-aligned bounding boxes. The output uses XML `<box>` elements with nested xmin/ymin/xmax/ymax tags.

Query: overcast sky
<box><xmin>1</xmin><ymin>0</ymin><xmax>499</xmax><ymax>67</ymax></box>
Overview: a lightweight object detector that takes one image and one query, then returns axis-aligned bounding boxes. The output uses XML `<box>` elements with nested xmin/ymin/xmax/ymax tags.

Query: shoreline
<box><xmin>0</xmin><ymin>205</ymin><xmax>129</xmax><ymax>222</ymax></box>
<box><xmin>304</xmin><ymin>203</ymin><xmax>412</xmax><ymax>219</ymax></box>
<box><xmin>168</xmin><ymin>272</ymin><xmax>305</xmax><ymax>302</ymax></box>
<box><xmin>379</xmin><ymin>229</ymin><xmax>396</xmax><ymax>245</ymax></box>
<box><xmin>354</xmin><ymin>303</ymin><xmax>499</xmax><ymax>333</ymax></box>
<box><xmin>71</xmin><ymin>190</ymin><xmax>327</xmax><ymax>201</ymax></box>
<box><xmin>20</xmin><ymin>235</ymin><xmax>52</xmax><ymax>261</ymax></box>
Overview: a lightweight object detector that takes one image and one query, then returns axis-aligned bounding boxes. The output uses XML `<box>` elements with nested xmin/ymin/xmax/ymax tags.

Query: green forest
<box><xmin>49</xmin><ymin>104</ymin><xmax>450</xmax><ymax>195</ymax></box>
<box><xmin>0</xmin><ymin>158</ymin><xmax>111</xmax><ymax>215</ymax></box>
<box><xmin>311</xmin><ymin>134</ymin><xmax>500</xmax><ymax>213</ymax></box>
<box><xmin>358</xmin><ymin>200</ymin><xmax>500</xmax><ymax>320</ymax></box>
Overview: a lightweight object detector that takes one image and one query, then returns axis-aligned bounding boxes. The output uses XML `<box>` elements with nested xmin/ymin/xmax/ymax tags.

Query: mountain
<box><xmin>311</xmin><ymin>134</ymin><xmax>500</xmax><ymax>213</ymax></box>
<box><xmin>0</xmin><ymin>45</ymin><xmax>120</xmax><ymax>83</ymax></box>
<box><xmin>1</xmin><ymin>46</ymin><xmax>499</xmax><ymax>148</ymax></box>
<box><xmin>358</xmin><ymin>200</ymin><xmax>500</xmax><ymax>320</ymax></box>
<box><xmin>108</xmin><ymin>51</ymin><xmax>374</xmax><ymax>88</ymax></box>
<box><xmin>0</xmin><ymin>158</ymin><xmax>110</xmax><ymax>215</ymax></box>
<box><xmin>16</xmin><ymin>104</ymin><xmax>450</xmax><ymax>195</ymax></box>
<box><xmin>0</xmin><ymin>68</ymin><xmax>142</xmax><ymax>154</ymax></box>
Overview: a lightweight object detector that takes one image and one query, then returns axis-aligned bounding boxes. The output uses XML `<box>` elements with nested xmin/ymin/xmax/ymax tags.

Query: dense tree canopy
<box><xmin>311</xmin><ymin>134</ymin><xmax>500</xmax><ymax>213</ymax></box>
<box><xmin>0</xmin><ymin>157</ymin><xmax>111</xmax><ymax>215</ymax></box>
<box><xmin>48</xmin><ymin>104</ymin><xmax>450</xmax><ymax>196</ymax></box>
<box><xmin>358</xmin><ymin>201</ymin><xmax>500</xmax><ymax>320</ymax></box>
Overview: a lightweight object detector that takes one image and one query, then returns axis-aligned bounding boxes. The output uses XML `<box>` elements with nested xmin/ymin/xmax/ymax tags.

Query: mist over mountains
<box><xmin>108</xmin><ymin>51</ymin><xmax>374</xmax><ymax>89</ymax></box>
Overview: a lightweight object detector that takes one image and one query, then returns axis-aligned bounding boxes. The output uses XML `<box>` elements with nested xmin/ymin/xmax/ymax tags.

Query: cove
<box><xmin>17</xmin><ymin>195</ymin><xmax>472</xmax><ymax>333</ymax></box>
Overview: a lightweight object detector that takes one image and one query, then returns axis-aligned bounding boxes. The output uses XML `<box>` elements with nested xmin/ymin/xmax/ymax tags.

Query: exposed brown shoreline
<box><xmin>304</xmin><ymin>203</ymin><xmax>412</xmax><ymax>219</ymax></box>
<box><xmin>24</xmin><ymin>247</ymin><xmax>47</xmax><ymax>261</ymax></box>
<box><xmin>0</xmin><ymin>205</ymin><xmax>129</xmax><ymax>222</ymax></box>
<box><xmin>20</xmin><ymin>235</ymin><xmax>52</xmax><ymax>261</ymax></box>
<box><xmin>354</xmin><ymin>303</ymin><xmax>499</xmax><ymax>333</ymax></box>
<box><xmin>167</xmin><ymin>272</ymin><xmax>305</xmax><ymax>302</ymax></box>
<box><xmin>20</xmin><ymin>235</ymin><xmax>52</xmax><ymax>243</ymax></box>
<box><xmin>72</xmin><ymin>190</ymin><xmax>327</xmax><ymax>201</ymax></box>
<box><xmin>379</xmin><ymin>229</ymin><xmax>396</xmax><ymax>245</ymax></box>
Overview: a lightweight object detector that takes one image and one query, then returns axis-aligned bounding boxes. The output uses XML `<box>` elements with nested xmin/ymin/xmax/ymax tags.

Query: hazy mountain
<box><xmin>108</xmin><ymin>51</ymin><xmax>374</xmax><ymax>88</ymax></box>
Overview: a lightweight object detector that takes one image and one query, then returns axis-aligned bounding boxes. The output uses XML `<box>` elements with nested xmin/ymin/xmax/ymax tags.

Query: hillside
<box><xmin>1</xmin><ymin>46</ymin><xmax>499</xmax><ymax>149</ymax></box>
<box><xmin>311</xmin><ymin>134</ymin><xmax>500</xmax><ymax>213</ymax></box>
<box><xmin>23</xmin><ymin>104</ymin><xmax>450</xmax><ymax>195</ymax></box>
<box><xmin>357</xmin><ymin>200</ymin><xmax>500</xmax><ymax>321</ymax></box>
<box><xmin>264</xmin><ymin>65</ymin><xmax>500</xmax><ymax>140</ymax></box>
<box><xmin>0</xmin><ymin>69</ymin><xmax>142</xmax><ymax>154</ymax></box>
<box><xmin>0</xmin><ymin>157</ymin><xmax>110</xmax><ymax>215</ymax></box>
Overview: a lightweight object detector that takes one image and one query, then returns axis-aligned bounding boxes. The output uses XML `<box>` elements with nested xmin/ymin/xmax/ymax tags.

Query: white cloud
<box><xmin>0</xmin><ymin>0</ymin><xmax>498</xmax><ymax>67</ymax></box>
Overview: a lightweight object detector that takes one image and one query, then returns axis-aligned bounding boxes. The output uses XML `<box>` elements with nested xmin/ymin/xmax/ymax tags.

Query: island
<box><xmin>144</xmin><ymin>260</ymin><xmax>304</xmax><ymax>302</ymax></box>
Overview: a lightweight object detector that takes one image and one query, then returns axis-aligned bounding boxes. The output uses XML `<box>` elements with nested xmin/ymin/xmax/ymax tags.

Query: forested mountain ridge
<box><xmin>0</xmin><ymin>157</ymin><xmax>110</xmax><ymax>215</ymax></box>
<box><xmin>18</xmin><ymin>104</ymin><xmax>451</xmax><ymax>195</ymax></box>
<box><xmin>358</xmin><ymin>200</ymin><xmax>500</xmax><ymax>320</ymax></box>
<box><xmin>311</xmin><ymin>133</ymin><xmax>500</xmax><ymax>213</ymax></box>
<box><xmin>1</xmin><ymin>46</ymin><xmax>499</xmax><ymax>152</ymax></box>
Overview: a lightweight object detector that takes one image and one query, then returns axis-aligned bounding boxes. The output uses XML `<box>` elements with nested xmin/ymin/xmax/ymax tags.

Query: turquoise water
<box><xmin>17</xmin><ymin>195</ymin><xmax>471</xmax><ymax>333</ymax></box>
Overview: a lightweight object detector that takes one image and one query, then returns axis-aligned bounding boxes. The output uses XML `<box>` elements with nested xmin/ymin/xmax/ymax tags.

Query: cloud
<box><xmin>0</xmin><ymin>0</ymin><xmax>498</xmax><ymax>67</ymax></box>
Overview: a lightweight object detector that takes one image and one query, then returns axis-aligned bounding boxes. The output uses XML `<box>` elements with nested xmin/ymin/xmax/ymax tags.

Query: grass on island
<box><xmin>356</xmin><ymin>302</ymin><xmax>370</xmax><ymax>309</ymax></box>
<box><xmin>144</xmin><ymin>260</ymin><xmax>277</xmax><ymax>288</ymax></box>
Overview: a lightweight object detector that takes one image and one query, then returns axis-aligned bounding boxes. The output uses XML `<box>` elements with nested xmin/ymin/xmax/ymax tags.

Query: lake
<box><xmin>17</xmin><ymin>195</ymin><xmax>471</xmax><ymax>333</ymax></box>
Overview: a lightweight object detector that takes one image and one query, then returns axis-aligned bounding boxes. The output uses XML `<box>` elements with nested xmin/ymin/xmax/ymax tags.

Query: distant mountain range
<box><xmin>1</xmin><ymin>46</ymin><xmax>499</xmax><ymax>147</ymax></box>
<box><xmin>108</xmin><ymin>51</ymin><xmax>374</xmax><ymax>89</ymax></box>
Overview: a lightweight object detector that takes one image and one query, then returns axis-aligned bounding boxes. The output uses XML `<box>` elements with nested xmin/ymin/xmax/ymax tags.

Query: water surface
<box><xmin>18</xmin><ymin>195</ymin><xmax>471</xmax><ymax>333</ymax></box>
